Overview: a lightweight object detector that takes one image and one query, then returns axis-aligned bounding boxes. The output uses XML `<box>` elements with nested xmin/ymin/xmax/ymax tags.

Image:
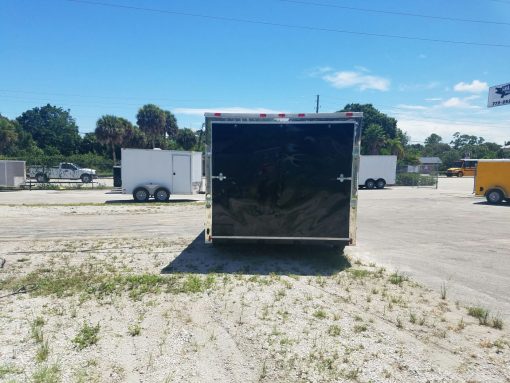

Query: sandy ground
<box><xmin>0</xmin><ymin>181</ymin><xmax>509</xmax><ymax>382</ymax></box>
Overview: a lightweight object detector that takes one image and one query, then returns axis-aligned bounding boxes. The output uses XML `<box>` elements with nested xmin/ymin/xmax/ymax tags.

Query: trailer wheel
<box><xmin>81</xmin><ymin>174</ymin><xmax>92</xmax><ymax>183</ymax></box>
<box><xmin>154</xmin><ymin>188</ymin><xmax>170</xmax><ymax>202</ymax></box>
<box><xmin>486</xmin><ymin>189</ymin><xmax>503</xmax><ymax>204</ymax></box>
<box><xmin>133</xmin><ymin>187</ymin><xmax>149</xmax><ymax>202</ymax></box>
<box><xmin>365</xmin><ymin>179</ymin><xmax>376</xmax><ymax>189</ymax></box>
<box><xmin>457</xmin><ymin>172</ymin><xmax>463</xmax><ymax>177</ymax></box>
<box><xmin>375</xmin><ymin>179</ymin><xmax>386</xmax><ymax>189</ymax></box>
<box><xmin>35</xmin><ymin>173</ymin><xmax>48</xmax><ymax>183</ymax></box>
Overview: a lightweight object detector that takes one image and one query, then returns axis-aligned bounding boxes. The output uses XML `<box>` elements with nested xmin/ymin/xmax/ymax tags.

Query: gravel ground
<box><xmin>0</xmin><ymin>199</ymin><xmax>509</xmax><ymax>383</ymax></box>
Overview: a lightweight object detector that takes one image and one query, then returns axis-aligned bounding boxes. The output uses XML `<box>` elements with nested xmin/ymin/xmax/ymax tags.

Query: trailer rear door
<box><xmin>210</xmin><ymin>121</ymin><xmax>355</xmax><ymax>241</ymax></box>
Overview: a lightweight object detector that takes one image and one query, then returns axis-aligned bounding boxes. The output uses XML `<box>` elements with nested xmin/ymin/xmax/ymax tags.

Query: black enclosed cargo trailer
<box><xmin>204</xmin><ymin>112</ymin><xmax>362</xmax><ymax>248</ymax></box>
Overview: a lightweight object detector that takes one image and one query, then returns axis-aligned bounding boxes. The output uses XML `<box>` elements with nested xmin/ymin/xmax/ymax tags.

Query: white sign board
<box><xmin>488</xmin><ymin>82</ymin><xmax>510</xmax><ymax>108</ymax></box>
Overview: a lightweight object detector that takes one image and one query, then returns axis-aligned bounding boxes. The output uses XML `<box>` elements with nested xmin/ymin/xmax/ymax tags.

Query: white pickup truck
<box><xmin>28</xmin><ymin>162</ymin><xmax>97</xmax><ymax>183</ymax></box>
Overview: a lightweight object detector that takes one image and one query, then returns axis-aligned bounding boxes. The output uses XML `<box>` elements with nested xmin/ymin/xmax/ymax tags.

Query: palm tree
<box><xmin>95</xmin><ymin>115</ymin><xmax>127</xmax><ymax>163</ymax></box>
<box><xmin>386</xmin><ymin>137</ymin><xmax>405</xmax><ymax>159</ymax></box>
<box><xmin>362</xmin><ymin>124</ymin><xmax>387</xmax><ymax>155</ymax></box>
<box><xmin>136</xmin><ymin>104</ymin><xmax>166</xmax><ymax>148</ymax></box>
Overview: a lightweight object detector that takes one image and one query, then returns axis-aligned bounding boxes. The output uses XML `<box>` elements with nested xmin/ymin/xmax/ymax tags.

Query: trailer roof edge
<box><xmin>204</xmin><ymin>112</ymin><xmax>363</xmax><ymax>118</ymax></box>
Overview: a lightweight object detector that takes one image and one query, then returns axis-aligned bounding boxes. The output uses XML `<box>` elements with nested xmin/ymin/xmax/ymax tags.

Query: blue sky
<box><xmin>1</xmin><ymin>0</ymin><xmax>510</xmax><ymax>144</ymax></box>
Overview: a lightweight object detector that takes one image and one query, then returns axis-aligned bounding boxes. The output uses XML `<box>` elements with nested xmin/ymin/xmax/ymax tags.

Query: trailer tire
<box><xmin>133</xmin><ymin>187</ymin><xmax>150</xmax><ymax>202</ymax></box>
<box><xmin>486</xmin><ymin>189</ymin><xmax>503</xmax><ymax>205</ymax></box>
<box><xmin>154</xmin><ymin>188</ymin><xmax>170</xmax><ymax>202</ymax></box>
<box><xmin>81</xmin><ymin>174</ymin><xmax>92</xmax><ymax>183</ymax></box>
<box><xmin>365</xmin><ymin>179</ymin><xmax>376</xmax><ymax>189</ymax></box>
<box><xmin>375</xmin><ymin>179</ymin><xmax>386</xmax><ymax>189</ymax></box>
<box><xmin>457</xmin><ymin>172</ymin><xmax>463</xmax><ymax>177</ymax></box>
<box><xmin>35</xmin><ymin>173</ymin><xmax>48</xmax><ymax>183</ymax></box>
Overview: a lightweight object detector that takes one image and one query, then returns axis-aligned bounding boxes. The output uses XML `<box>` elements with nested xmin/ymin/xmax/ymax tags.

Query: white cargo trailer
<box><xmin>359</xmin><ymin>155</ymin><xmax>397</xmax><ymax>189</ymax></box>
<box><xmin>121</xmin><ymin>148</ymin><xmax>202</xmax><ymax>202</ymax></box>
<box><xmin>0</xmin><ymin>160</ymin><xmax>26</xmax><ymax>188</ymax></box>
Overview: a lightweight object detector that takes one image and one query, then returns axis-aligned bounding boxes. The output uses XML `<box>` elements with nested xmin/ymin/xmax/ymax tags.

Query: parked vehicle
<box><xmin>359</xmin><ymin>155</ymin><xmax>397</xmax><ymax>189</ymax></box>
<box><xmin>0</xmin><ymin>160</ymin><xmax>26</xmax><ymax>188</ymax></box>
<box><xmin>446</xmin><ymin>159</ymin><xmax>478</xmax><ymax>177</ymax></box>
<box><xmin>121</xmin><ymin>148</ymin><xmax>202</xmax><ymax>202</ymax></box>
<box><xmin>474</xmin><ymin>159</ymin><xmax>510</xmax><ymax>204</ymax></box>
<box><xmin>204</xmin><ymin>112</ymin><xmax>363</xmax><ymax>249</ymax></box>
<box><xmin>28</xmin><ymin>162</ymin><xmax>97</xmax><ymax>183</ymax></box>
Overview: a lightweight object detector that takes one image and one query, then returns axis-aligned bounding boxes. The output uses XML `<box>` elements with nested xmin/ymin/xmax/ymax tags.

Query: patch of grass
<box><xmin>128</xmin><ymin>323</ymin><xmax>141</xmax><ymax>337</ymax></box>
<box><xmin>389</xmin><ymin>271</ymin><xmax>408</xmax><ymax>286</ymax></box>
<box><xmin>313</xmin><ymin>310</ymin><xmax>327</xmax><ymax>319</ymax></box>
<box><xmin>491</xmin><ymin>316</ymin><xmax>504</xmax><ymax>330</ymax></box>
<box><xmin>348</xmin><ymin>269</ymin><xmax>373</xmax><ymax>279</ymax></box>
<box><xmin>0</xmin><ymin>364</ymin><xmax>23</xmax><ymax>379</ymax></box>
<box><xmin>31</xmin><ymin>317</ymin><xmax>45</xmax><ymax>343</ymax></box>
<box><xmin>353</xmin><ymin>324</ymin><xmax>367</xmax><ymax>333</ymax></box>
<box><xmin>36</xmin><ymin>341</ymin><xmax>50</xmax><ymax>362</ymax></box>
<box><xmin>2</xmin><ymin>268</ymin><xmax>218</xmax><ymax>301</ymax></box>
<box><xmin>440</xmin><ymin>281</ymin><xmax>447</xmax><ymax>300</ymax></box>
<box><xmin>73</xmin><ymin>323</ymin><xmax>100</xmax><ymax>350</ymax></box>
<box><xmin>327</xmin><ymin>325</ymin><xmax>341</xmax><ymax>336</ymax></box>
<box><xmin>467</xmin><ymin>306</ymin><xmax>490</xmax><ymax>325</ymax></box>
<box><xmin>409</xmin><ymin>313</ymin><xmax>416</xmax><ymax>324</ymax></box>
<box><xmin>32</xmin><ymin>364</ymin><xmax>60</xmax><ymax>383</ymax></box>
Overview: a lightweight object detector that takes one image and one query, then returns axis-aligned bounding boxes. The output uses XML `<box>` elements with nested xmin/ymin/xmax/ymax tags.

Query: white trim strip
<box><xmin>213</xmin><ymin>236</ymin><xmax>350</xmax><ymax>241</ymax></box>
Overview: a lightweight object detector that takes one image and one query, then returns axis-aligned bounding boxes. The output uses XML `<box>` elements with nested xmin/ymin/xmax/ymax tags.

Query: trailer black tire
<box><xmin>365</xmin><ymin>179</ymin><xmax>376</xmax><ymax>189</ymax></box>
<box><xmin>486</xmin><ymin>189</ymin><xmax>503</xmax><ymax>204</ymax></box>
<box><xmin>81</xmin><ymin>174</ymin><xmax>92</xmax><ymax>183</ymax></box>
<box><xmin>154</xmin><ymin>188</ymin><xmax>170</xmax><ymax>202</ymax></box>
<box><xmin>375</xmin><ymin>179</ymin><xmax>386</xmax><ymax>189</ymax></box>
<box><xmin>133</xmin><ymin>187</ymin><xmax>150</xmax><ymax>202</ymax></box>
<box><xmin>35</xmin><ymin>173</ymin><xmax>48</xmax><ymax>183</ymax></box>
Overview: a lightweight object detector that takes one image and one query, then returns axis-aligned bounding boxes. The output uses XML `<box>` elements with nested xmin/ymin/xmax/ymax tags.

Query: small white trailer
<box><xmin>0</xmin><ymin>160</ymin><xmax>26</xmax><ymax>188</ymax></box>
<box><xmin>121</xmin><ymin>148</ymin><xmax>202</xmax><ymax>202</ymax></box>
<box><xmin>359</xmin><ymin>155</ymin><xmax>397</xmax><ymax>189</ymax></box>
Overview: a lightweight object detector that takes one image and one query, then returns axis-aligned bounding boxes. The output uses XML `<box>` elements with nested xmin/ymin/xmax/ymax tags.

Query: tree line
<box><xmin>339</xmin><ymin>104</ymin><xmax>509</xmax><ymax>170</ymax></box>
<box><xmin>1</xmin><ymin>102</ymin><xmax>507</xmax><ymax>173</ymax></box>
<box><xmin>0</xmin><ymin>103</ymin><xmax>203</xmax><ymax>170</ymax></box>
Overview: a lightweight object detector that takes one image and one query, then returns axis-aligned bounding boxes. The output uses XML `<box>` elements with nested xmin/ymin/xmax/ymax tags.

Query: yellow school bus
<box><xmin>446</xmin><ymin>159</ymin><xmax>478</xmax><ymax>177</ymax></box>
<box><xmin>474</xmin><ymin>159</ymin><xmax>510</xmax><ymax>204</ymax></box>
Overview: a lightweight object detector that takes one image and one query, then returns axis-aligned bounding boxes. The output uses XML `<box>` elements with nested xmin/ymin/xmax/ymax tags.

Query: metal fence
<box><xmin>396</xmin><ymin>164</ymin><xmax>439</xmax><ymax>189</ymax></box>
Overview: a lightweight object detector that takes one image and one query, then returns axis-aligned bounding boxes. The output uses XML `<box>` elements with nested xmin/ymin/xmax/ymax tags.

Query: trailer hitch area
<box><xmin>212</xmin><ymin>173</ymin><xmax>227</xmax><ymax>181</ymax></box>
<box><xmin>336</xmin><ymin>174</ymin><xmax>352</xmax><ymax>183</ymax></box>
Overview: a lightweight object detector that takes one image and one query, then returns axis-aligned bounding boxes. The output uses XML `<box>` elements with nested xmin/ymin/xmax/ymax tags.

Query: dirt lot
<box><xmin>0</xmin><ymin>183</ymin><xmax>509</xmax><ymax>383</ymax></box>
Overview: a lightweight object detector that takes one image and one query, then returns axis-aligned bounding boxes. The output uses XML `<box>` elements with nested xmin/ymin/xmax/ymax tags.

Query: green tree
<box><xmin>424</xmin><ymin>133</ymin><xmax>442</xmax><ymax>146</ymax></box>
<box><xmin>176</xmin><ymin>128</ymin><xmax>197</xmax><ymax>151</ymax></box>
<box><xmin>0</xmin><ymin>115</ymin><xmax>19</xmax><ymax>154</ymax></box>
<box><xmin>95</xmin><ymin>115</ymin><xmax>132</xmax><ymax>163</ymax></box>
<box><xmin>340</xmin><ymin>103</ymin><xmax>398</xmax><ymax>139</ymax></box>
<box><xmin>16</xmin><ymin>104</ymin><xmax>81</xmax><ymax>155</ymax></box>
<box><xmin>386</xmin><ymin>137</ymin><xmax>405</xmax><ymax>159</ymax></box>
<box><xmin>164</xmin><ymin>110</ymin><xmax>179</xmax><ymax>140</ymax></box>
<box><xmin>136</xmin><ymin>104</ymin><xmax>166</xmax><ymax>148</ymax></box>
<box><xmin>362</xmin><ymin>124</ymin><xmax>387</xmax><ymax>155</ymax></box>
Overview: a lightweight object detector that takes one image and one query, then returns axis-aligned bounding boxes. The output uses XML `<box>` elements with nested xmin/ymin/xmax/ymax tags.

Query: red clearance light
<box><xmin>259</xmin><ymin>113</ymin><xmax>267</xmax><ymax>118</ymax></box>
<box><xmin>214</xmin><ymin>112</ymin><xmax>222</xmax><ymax>116</ymax></box>
<box><xmin>345</xmin><ymin>112</ymin><xmax>353</xmax><ymax>117</ymax></box>
<box><xmin>298</xmin><ymin>113</ymin><xmax>305</xmax><ymax>117</ymax></box>
<box><xmin>278</xmin><ymin>113</ymin><xmax>286</xmax><ymax>117</ymax></box>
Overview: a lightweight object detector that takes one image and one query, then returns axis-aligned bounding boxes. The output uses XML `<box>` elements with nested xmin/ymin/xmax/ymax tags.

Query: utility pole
<box><xmin>315</xmin><ymin>95</ymin><xmax>320</xmax><ymax>113</ymax></box>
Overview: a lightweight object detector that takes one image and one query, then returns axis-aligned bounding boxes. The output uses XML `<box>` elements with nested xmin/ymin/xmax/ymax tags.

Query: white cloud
<box><xmin>453</xmin><ymin>80</ymin><xmax>488</xmax><ymax>93</ymax></box>
<box><xmin>396</xmin><ymin>104</ymin><xmax>429</xmax><ymax>110</ymax></box>
<box><xmin>307</xmin><ymin>66</ymin><xmax>333</xmax><ymax>77</ymax></box>
<box><xmin>440</xmin><ymin>97</ymin><xmax>480</xmax><ymax>109</ymax></box>
<box><xmin>425</xmin><ymin>98</ymin><xmax>442</xmax><ymax>102</ymax></box>
<box><xmin>322</xmin><ymin>71</ymin><xmax>390</xmax><ymax>91</ymax></box>
<box><xmin>173</xmin><ymin>107</ymin><xmax>286</xmax><ymax>116</ymax></box>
